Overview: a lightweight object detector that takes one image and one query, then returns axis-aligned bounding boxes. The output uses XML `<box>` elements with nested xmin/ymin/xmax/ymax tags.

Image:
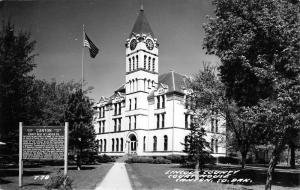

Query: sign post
<box><xmin>19</xmin><ymin>123</ymin><xmax>69</xmax><ymax>187</ymax></box>
<box><xmin>19</xmin><ymin>122</ymin><xmax>23</xmax><ymax>187</ymax></box>
<box><xmin>64</xmin><ymin>122</ymin><xmax>69</xmax><ymax>176</ymax></box>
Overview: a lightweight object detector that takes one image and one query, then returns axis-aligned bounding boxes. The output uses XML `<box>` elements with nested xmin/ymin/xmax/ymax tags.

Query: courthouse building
<box><xmin>93</xmin><ymin>7</ymin><xmax>226</xmax><ymax>157</ymax></box>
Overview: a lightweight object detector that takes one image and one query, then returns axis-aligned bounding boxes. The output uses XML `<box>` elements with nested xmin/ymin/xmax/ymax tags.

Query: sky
<box><xmin>0</xmin><ymin>0</ymin><xmax>219</xmax><ymax>101</ymax></box>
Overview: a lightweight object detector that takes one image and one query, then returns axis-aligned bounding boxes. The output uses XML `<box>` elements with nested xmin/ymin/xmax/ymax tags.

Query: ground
<box><xmin>125</xmin><ymin>163</ymin><xmax>300</xmax><ymax>190</ymax></box>
<box><xmin>0</xmin><ymin>163</ymin><xmax>113</xmax><ymax>190</ymax></box>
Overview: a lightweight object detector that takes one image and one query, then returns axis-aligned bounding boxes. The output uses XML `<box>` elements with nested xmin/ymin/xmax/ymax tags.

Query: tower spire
<box><xmin>140</xmin><ymin>0</ymin><xmax>144</xmax><ymax>11</ymax></box>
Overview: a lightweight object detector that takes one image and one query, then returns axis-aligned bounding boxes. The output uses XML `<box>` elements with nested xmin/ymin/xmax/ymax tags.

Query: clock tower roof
<box><xmin>130</xmin><ymin>8</ymin><xmax>155</xmax><ymax>38</ymax></box>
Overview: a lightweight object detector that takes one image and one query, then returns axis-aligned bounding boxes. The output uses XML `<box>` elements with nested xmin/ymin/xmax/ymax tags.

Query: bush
<box><xmin>218</xmin><ymin>156</ymin><xmax>240</xmax><ymax>164</ymax></box>
<box><xmin>152</xmin><ymin>157</ymin><xmax>171</xmax><ymax>164</ymax></box>
<box><xmin>95</xmin><ymin>154</ymin><xmax>115</xmax><ymax>163</ymax></box>
<box><xmin>44</xmin><ymin>170</ymin><xmax>72</xmax><ymax>190</ymax></box>
<box><xmin>125</xmin><ymin>156</ymin><xmax>153</xmax><ymax>163</ymax></box>
<box><xmin>166</xmin><ymin>155</ymin><xmax>187</xmax><ymax>164</ymax></box>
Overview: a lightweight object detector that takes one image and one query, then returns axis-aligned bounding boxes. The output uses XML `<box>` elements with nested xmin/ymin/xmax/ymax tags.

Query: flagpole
<box><xmin>81</xmin><ymin>24</ymin><xmax>85</xmax><ymax>92</ymax></box>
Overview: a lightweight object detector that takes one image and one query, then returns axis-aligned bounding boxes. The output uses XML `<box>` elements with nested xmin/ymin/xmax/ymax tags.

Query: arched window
<box><xmin>133</xmin><ymin>58</ymin><xmax>135</xmax><ymax>70</ymax></box>
<box><xmin>144</xmin><ymin>55</ymin><xmax>147</xmax><ymax>69</ymax></box>
<box><xmin>116</xmin><ymin>138</ymin><xmax>119</xmax><ymax>152</ymax></box>
<box><xmin>136</xmin><ymin>55</ymin><xmax>138</xmax><ymax>68</ymax></box>
<box><xmin>112</xmin><ymin>139</ymin><xmax>115</xmax><ymax>152</ymax></box>
<box><xmin>104</xmin><ymin>139</ymin><xmax>106</xmax><ymax>152</ymax></box>
<box><xmin>143</xmin><ymin>136</ymin><xmax>146</xmax><ymax>151</ymax></box>
<box><xmin>153</xmin><ymin>136</ymin><xmax>157</xmax><ymax>151</ymax></box>
<box><xmin>132</xmin><ymin>80</ymin><xmax>135</xmax><ymax>92</ymax></box>
<box><xmin>121</xmin><ymin>138</ymin><xmax>123</xmax><ymax>152</ymax></box>
<box><xmin>100</xmin><ymin>139</ymin><xmax>103</xmax><ymax>152</ymax></box>
<box><xmin>148</xmin><ymin>57</ymin><xmax>151</xmax><ymax>70</ymax></box>
<box><xmin>135</xmin><ymin>78</ymin><xmax>138</xmax><ymax>91</ymax></box>
<box><xmin>164</xmin><ymin>135</ymin><xmax>168</xmax><ymax>151</ymax></box>
<box><xmin>152</xmin><ymin>58</ymin><xmax>155</xmax><ymax>72</ymax></box>
<box><xmin>129</xmin><ymin>81</ymin><xmax>132</xmax><ymax>93</ymax></box>
<box><xmin>129</xmin><ymin>58</ymin><xmax>131</xmax><ymax>72</ymax></box>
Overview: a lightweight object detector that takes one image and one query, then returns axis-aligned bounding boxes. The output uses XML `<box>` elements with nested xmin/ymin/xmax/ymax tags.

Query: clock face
<box><xmin>130</xmin><ymin>39</ymin><xmax>137</xmax><ymax>50</ymax></box>
<box><xmin>146</xmin><ymin>39</ymin><xmax>154</xmax><ymax>50</ymax></box>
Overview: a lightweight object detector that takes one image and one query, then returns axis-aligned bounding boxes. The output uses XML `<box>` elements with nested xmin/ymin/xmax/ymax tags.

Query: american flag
<box><xmin>83</xmin><ymin>33</ymin><xmax>99</xmax><ymax>58</ymax></box>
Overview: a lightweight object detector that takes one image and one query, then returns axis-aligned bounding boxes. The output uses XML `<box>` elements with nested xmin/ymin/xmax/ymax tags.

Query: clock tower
<box><xmin>125</xmin><ymin>7</ymin><xmax>159</xmax><ymax>94</ymax></box>
<box><xmin>124</xmin><ymin>6</ymin><xmax>159</xmax><ymax>131</ymax></box>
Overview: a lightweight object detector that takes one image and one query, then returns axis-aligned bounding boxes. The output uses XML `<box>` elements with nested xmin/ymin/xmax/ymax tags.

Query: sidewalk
<box><xmin>94</xmin><ymin>157</ymin><xmax>132</xmax><ymax>190</ymax></box>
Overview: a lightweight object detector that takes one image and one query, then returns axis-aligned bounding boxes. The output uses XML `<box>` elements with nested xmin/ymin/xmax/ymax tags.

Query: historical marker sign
<box><xmin>22</xmin><ymin>126</ymin><xmax>65</xmax><ymax>160</ymax></box>
<box><xmin>19</xmin><ymin>123</ymin><xmax>69</xmax><ymax>187</ymax></box>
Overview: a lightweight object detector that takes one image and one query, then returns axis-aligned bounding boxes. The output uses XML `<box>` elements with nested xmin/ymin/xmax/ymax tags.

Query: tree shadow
<box><xmin>0</xmin><ymin>178</ymin><xmax>11</xmax><ymax>185</ymax></box>
<box><xmin>67</xmin><ymin>166</ymin><xmax>96</xmax><ymax>170</ymax></box>
<box><xmin>0</xmin><ymin>169</ymin><xmax>51</xmax><ymax>177</ymax></box>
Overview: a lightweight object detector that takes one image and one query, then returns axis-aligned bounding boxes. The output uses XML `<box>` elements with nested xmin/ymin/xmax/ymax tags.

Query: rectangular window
<box><xmin>215</xmin><ymin>139</ymin><xmax>218</xmax><ymax>153</ymax></box>
<box><xmin>129</xmin><ymin>116</ymin><xmax>131</xmax><ymax>130</ymax></box>
<box><xmin>157</xmin><ymin>96</ymin><xmax>160</xmax><ymax>109</ymax></box>
<box><xmin>162</xmin><ymin>96</ymin><xmax>165</xmax><ymax>108</ymax></box>
<box><xmin>215</xmin><ymin>119</ymin><xmax>218</xmax><ymax>133</ymax></box>
<box><xmin>99</xmin><ymin>121</ymin><xmax>101</xmax><ymax>134</ymax></box>
<box><xmin>103</xmin><ymin>107</ymin><xmax>105</xmax><ymax>117</ymax></box>
<box><xmin>134</xmin><ymin>115</ymin><xmax>137</xmax><ymax>129</ymax></box>
<box><xmin>102</xmin><ymin>121</ymin><xmax>105</xmax><ymax>133</ymax></box>
<box><xmin>190</xmin><ymin>115</ymin><xmax>194</xmax><ymax>128</ymax></box>
<box><xmin>114</xmin><ymin>119</ymin><xmax>117</xmax><ymax>132</ymax></box>
<box><xmin>135</xmin><ymin>98</ymin><xmax>137</xmax><ymax>109</ymax></box>
<box><xmin>156</xmin><ymin>114</ymin><xmax>160</xmax><ymax>129</ymax></box>
<box><xmin>129</xmin><ymin>99</ymin><xmax>132</xmax><ymax>110</ymax></box>
<box><xmin>211</xmin><ymin>118</ymin><xmax>214</xmax><ymax>133</ymax></box>
<box><xmin>161</xmin><ymin>114</ymin><xmax>165</xmax><ymax>128</ymax></box>
<box><xmin>211</xmin><ymin>139</ymin><xmax>214</xmax><ymax>153</ymax></box>
<box><xmin>118</xmin><ymin>118</ymin><xmax>121</xmax><ymax>131</ymax></box>
<box><xmin>119</xmin><ymin>103</ymin><xmax>121</xmax><ymax>115</ymax></box>
<box><xmin>185</xmin><ymin>114</ymin><xmax>188</xmax><ymax>129</ymax></box>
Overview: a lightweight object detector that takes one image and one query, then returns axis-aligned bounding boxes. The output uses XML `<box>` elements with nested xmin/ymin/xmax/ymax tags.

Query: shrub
<box><xmin>95</xmin><ymin>154</ymin><xmax>115</xmax><ymax>163</ymax></box>
<box><xmin>152</xmin><ymin>158</ymin><xmax>171</xmax><ymax>164</ymax></box>
<box><xmin>44</xmin><ymin>170</ymin><xmax>72</xmax><ymax>190</ymax></box>
<box><xmin>166</xmin><ymin>155</ymin><xmax>187</xmax><ymax>164</ymax></box>
<box><xmin>218</xmin><ymin>156</ymin><xmax>240</xmax><ymax>164</ymax></box>
<box><xmin>125</xmin><ymin>156</ymin><xmax>153</xmax><ymax>163</ymax></box>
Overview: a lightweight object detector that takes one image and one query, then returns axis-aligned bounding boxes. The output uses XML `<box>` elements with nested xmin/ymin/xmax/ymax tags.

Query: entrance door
<box><xmin>128</xmin><ymin>134</ymin><xmax>137</xmax><ymax>155</ymax></box>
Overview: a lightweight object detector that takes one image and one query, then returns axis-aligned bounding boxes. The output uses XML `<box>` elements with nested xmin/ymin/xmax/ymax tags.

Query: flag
<box><xmin>83</xmin><ymin>33</ymin><xmax>99</xmax><ymax>58</ymax></box>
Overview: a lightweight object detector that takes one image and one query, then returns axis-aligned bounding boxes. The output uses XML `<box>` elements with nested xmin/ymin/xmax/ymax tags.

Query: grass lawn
<box><xmin>0</xmin><ymin>163</ymin><xmax>113</xmax><ymax>190</ymax></box>
<box><xmin>125</xmin><ymin>163</ymin><xmax>300</xmax><ymax>190</ymax></box>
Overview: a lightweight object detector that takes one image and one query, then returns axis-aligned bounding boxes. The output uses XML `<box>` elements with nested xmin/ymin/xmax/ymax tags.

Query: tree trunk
<box><xmin>265</xmin><ymin>140</ymin><xmax>285</xmax><ymax>190</ymax></box>
<box><xmin>195</xmin><ymin>159</ymin><xmax>199</xmax><ymax>180</ymax></box>
<box><xmin>289</xmin><ymin>143</ymin><xmax>295</xmax><ymax>169</ymax></box>
<box><xmin>241</xmin><ymin>151</ymin><xmax>247</xmax><ymax>169</ymax></box>
<box><xmin>265</xmin><ymin>155</ymin><xmax>277</xmax><ymax>190</ymax></box>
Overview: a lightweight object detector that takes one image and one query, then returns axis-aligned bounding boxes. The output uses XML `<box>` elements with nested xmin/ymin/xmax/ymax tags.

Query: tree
<box><xmin>64</xmin><ymin>90</ymin><xmax>96</xmax><ymax>170</ymax></box>
<box><xmin>28</xmin><ymin>79</ymin><xmax>81</xmax><ymax>126</ymax></box>
<box><xmin>184</xmin><ymin>122</ymin><xmax>210</xmax><ymax>180</ymax></box>
<box><xmin>203</xmin><ymin>0</ymin><xmax>299</xmax><ymax>189</ymax></box>
<box><xmin>0</xmin><ymin>20</ymin><xmax>36</xmax><ymax>152</ymax></box>
<box><xmin>187</xmin><ymin>65</ymin><xmax>263</xmax><ymax>169</ymax></box>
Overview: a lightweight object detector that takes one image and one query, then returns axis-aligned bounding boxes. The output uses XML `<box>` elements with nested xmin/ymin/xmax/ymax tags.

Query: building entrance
<box><xmin>128</xmin><ymin>134</ymin><xmax>137</xmax><ymax>155</ymax></box>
